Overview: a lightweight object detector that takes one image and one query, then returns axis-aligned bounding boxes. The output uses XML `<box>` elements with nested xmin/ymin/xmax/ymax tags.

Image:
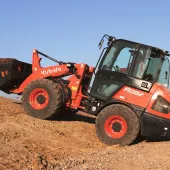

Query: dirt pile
<box><xmin>0</xmin><ymin>96</ymin><xmax>170</xmax><ymax>170</ymax></box>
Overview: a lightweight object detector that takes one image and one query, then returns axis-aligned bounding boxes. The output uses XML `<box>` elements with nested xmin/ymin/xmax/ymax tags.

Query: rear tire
<box><xmin>95</xmin><ymin>104</ymin><xmax>140</xmax><ymax>146</ymax></box>
<box><xmin>22</xmin><ymin>79</ymin><xmax>64</xmax><ymax>120</ymax></box>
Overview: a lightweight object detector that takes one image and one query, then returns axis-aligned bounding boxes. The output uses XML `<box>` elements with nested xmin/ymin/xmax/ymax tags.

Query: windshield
<box><xmin>98</xmin><ymin>40</ymin><xmax>138</xmax><ymax>73</ymax></box>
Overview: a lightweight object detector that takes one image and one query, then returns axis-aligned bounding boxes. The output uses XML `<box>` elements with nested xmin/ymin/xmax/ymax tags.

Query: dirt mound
<box><xmin>0</xmin><ymin>96</ymin><xmax>170</xmax><ymax>170</ymax></box>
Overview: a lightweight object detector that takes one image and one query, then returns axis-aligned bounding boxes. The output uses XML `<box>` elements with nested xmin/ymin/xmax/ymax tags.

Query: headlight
<box><xmin>152</xmin><ymin>96</ymin><xmax>170</xmax><ymax>114</ymax></box>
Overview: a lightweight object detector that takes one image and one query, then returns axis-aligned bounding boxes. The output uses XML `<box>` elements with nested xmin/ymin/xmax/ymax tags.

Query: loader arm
<box><xmin>11</xmin><ymin>49</ymin><xmax>77</xmax><ymax>94</ymax></box>
<box><xmin>11</xmin><ymin>64</ymin><xmax>71</xmax><ymax>93</ymax></box>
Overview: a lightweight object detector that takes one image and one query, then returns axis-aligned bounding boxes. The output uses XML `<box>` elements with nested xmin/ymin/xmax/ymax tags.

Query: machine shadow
<box><xmin>12</xmin><ymin>101</ymin><xmax>22</xmax><ymax>105</ymax></box>
<box><xmin>12</xmin><ymin>100</ymin><xmax>96</xmax><ymax>124</ymax></box>
<box><xmin>132</xmin><ymin>136</ymin><xmax>170</xmax><ymax>145</ymax></box>
<box><xmin>144</xmin><ymin>136</ymin><xmax>170</xmax><ymax>143</ymax></box>
<box><xmin>50</xmin><ymin>112</ymin><xmax>96</xmax><ymax>124</ymax></box>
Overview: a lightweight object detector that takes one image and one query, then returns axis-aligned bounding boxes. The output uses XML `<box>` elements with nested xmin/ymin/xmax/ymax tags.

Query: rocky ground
<box><xmin>0</xmin><ymin>96</ymin><xmax>170</xmax><ymax>170</ymax></box>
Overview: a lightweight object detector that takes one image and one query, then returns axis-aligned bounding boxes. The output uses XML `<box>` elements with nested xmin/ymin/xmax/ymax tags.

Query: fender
<box><xmin>98</xmin><ymin>100</ymin><xmax>145</xmax><ymax>117</ymax></box>
<box><xmin>87</xmin><ymin>98</ymin><xmax>145</xmax><ymax>117</ymax></box>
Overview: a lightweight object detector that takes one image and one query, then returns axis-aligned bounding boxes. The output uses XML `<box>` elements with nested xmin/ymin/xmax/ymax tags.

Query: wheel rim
<box><xmin>104</xmin><ymin>115</ymin><xmax>127</xmax><ymax>138</ymax></box>
<box><xmin>29</xmin><ymin>88</ymin><xmax>49</xmax><ymax>110</ymax></box>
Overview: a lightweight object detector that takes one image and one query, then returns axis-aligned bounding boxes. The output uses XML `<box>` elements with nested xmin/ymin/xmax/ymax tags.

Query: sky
<box><xmin>0</xmin><ymin>0</ymin><xmax>170</xmax><ymax>99</ymax></box>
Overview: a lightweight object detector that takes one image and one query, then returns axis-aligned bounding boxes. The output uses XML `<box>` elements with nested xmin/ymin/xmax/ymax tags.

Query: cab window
<box><xmin>158</xmin><ymin>57</ymin><xmax>169</xmax><ymax>88</ymax></box>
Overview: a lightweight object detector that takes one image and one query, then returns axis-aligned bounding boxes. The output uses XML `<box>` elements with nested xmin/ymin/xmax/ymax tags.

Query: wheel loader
<box><xmin>0</xmin><ymin>34</ymin><xmax>170</xmax><ymax>146</ymax></box>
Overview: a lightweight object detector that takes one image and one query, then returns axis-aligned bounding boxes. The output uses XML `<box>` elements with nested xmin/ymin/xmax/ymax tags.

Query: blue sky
<box><xmin>0</xmin><ymin>0</ymin><xmax>170</xmax><ymax>99</ymax></box>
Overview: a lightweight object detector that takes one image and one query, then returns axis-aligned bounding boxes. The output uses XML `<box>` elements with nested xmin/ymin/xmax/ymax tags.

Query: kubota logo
<box><xmin>124</xmin><ymin>87</ymin><xmax>144</xmax><ymax>97</ymax></box>
<box><xmin>41</xmin><ymin>68</ymin><xmax>62</xmax><ymax>75</ymax></box>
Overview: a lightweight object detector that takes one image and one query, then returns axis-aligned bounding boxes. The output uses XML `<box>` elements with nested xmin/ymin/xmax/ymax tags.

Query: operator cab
<box><xmin>89</xmin><ymin>35</ymin><xmax>170</xmax><ymax>101</ymax></box>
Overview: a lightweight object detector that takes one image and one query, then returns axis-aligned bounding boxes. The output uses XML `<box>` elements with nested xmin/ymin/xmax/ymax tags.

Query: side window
<box><xmin>158</xmin><ymin>57</ymin><xmax>169</xmax><ymax>88</ymax></box>
<box><xmin>131</xmin><ymin>47</ymin><xmax>150</xmax><ymax>79</ymax></box>
<box><xmin>112</xmin><ymin>47</ymin><xmax>133</xmax><ymax>73</ymax></box>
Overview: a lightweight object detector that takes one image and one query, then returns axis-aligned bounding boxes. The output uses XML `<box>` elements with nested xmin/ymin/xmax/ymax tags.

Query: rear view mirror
<box><xmin>98</xmin><ymin>39</ymin><xmax>104</xmax><ymax>49</ymax></box>
<box><xmin>98</xmin><ymin>34</ymin><xmax>116</xmax><ymax>49</ymax></box>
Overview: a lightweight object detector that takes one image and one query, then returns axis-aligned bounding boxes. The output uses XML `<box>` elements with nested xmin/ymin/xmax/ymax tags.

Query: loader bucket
<box><xmin>0</xmin><ymin>58</ymin><xmax>32</xmax><ymax>93</ymax></box>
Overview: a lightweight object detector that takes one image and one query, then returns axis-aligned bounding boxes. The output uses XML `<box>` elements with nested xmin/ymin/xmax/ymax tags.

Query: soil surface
<box><xmin>0</xmin><ymin>96</ymin><xmax>170</xmax><ymax>170</ymax></box>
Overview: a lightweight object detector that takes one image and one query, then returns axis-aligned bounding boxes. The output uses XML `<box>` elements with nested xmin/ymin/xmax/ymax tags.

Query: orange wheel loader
<box><xmin>0</xmin><ymin>34</ymin><xmax>170</xmax><ymax>146</ymax></box>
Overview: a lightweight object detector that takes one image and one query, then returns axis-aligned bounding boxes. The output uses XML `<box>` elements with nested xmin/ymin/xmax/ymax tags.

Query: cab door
<box><xmin>89</xmin><ymin>40</ymin><xmax>137</xmax><ymax>101</ymax></box>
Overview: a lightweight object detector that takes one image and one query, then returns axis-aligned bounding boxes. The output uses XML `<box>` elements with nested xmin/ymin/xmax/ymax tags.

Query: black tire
<box><xmin>95</xmin><ymin>104</ymin><xmax>140</xmax><ymax>146</ymax></box>
<box><xmin>21</xmin><ymin>79</ymin><xmax>64</xmax><ymax>120</ymax></box>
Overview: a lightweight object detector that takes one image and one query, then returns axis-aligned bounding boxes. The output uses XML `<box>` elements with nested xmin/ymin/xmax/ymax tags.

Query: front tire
<box><xmin>22</xmin><ymin>79</ymin><xmax>64</xmax><ymax>120</ymax></box>
<box><xmin>95</xmin><ymin>104</ymin><xmax>140</xmax><ymax>146</ymax></box>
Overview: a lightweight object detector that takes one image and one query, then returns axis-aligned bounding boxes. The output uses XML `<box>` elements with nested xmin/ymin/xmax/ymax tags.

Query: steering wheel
<box><xmin>113</xmin><ymin>65</ymin><xmax>120</xmax><ymax>72</ymax></box>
